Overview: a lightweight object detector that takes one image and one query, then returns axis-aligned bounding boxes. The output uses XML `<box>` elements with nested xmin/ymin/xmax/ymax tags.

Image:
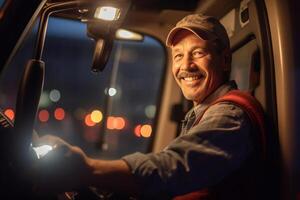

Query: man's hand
<box><xmin>30</xmin><ymin>134</ymin><xmax>140</xmax><ymax>197</ymax></box>
<box><xmin>31</xmin><ymin>135</ymin><xmax>92</xmax><ymax>193</ymax></box>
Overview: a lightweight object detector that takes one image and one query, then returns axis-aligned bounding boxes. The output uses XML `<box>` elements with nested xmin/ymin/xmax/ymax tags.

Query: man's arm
<box><xmin>31</xmin><ymin>135</ymin><xmax>140</xmax><ymax>196</ymax></box>
<box><xmin>122</xmin><ymin>102</ymin><xmax>253</xmax><ymax>197</ymax></box>
<box><xmin>86</xmin><ymin>158</ymin><xmax>141</xmax><ymax>195</ymax></box>
<box><xmin>32</xmin><ymin>103</ymin><xmax>251</xmax><ymax>198</ymax></box>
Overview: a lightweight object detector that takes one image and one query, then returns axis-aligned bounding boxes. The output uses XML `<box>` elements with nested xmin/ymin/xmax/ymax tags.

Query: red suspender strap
<box><xmin>210</xmin><ymin>90</ymin><xmax>266</xmax><ymax>157</ymax></box>
<box><xmin>192</xmin><ymin>90</ymin><xmax>266</xmax><ymax>157</ymax></box>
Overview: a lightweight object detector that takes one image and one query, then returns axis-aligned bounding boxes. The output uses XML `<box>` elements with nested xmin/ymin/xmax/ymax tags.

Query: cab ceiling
<box><xmin>50</xmin><ymin>0</ymin><xmax>241</xmax><ymax>22</ymax></box>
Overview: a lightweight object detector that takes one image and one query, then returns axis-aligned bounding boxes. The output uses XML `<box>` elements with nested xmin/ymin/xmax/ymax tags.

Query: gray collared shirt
<box><xmin>122</xmin><ymin>81</ymin><xmax>253</xmax><ymax>198</ymax></box>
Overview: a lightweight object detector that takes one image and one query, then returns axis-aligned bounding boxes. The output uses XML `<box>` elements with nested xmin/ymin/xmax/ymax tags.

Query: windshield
<box><xmin>0</xmin><ymin>17</ymin><xmax>166</xmax><ymax>159</ymax></box>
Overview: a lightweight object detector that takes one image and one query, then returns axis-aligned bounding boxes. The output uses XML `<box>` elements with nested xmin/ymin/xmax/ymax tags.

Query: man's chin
<box><xmin>183</xmin><ymin>92</ymin><xmax>203</xmax><ymax>104</ymax></box>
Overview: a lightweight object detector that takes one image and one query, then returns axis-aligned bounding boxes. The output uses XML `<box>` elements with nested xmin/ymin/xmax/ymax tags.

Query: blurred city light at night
<box><xmin>85</xmin><ymin>114</ymin><xmax>96</xmax><ymax>127</ymax></box>
<box><xmin>107</xmin><ymin>116</ymin><xmax>126</xmax><ymax>130</ymax></box>
<box><xmin>54</xmin><ymin>107</ymin><xmax>65</xmax><ymax>120</ymax></box>
<box><xmin>4</xmin><ymin>108</ymin><xmax>14</xmax><ymax>121</ymax></box>
<box><xmin>108</xmin><ymin>87</ymin><xmax>117</xmax><ymax>96</ymax></box>
<box><xmin>134</xmin><ymin>124</ymin><xmax>142</xmax><ymax>137</ymax></box>
<box><xmin>91</xmin><ymin>110</ymin><xmax>103</xmax><ymax>123</ymax></box>
<box><xmin>39</xmin><ymin>109</ymin><xmax>49</xmax><ymax>122</ymax></box>
<box><xmin>49</xmin><ymin>89</ymin><xmax>61</xmax><ymax>102</ymax></box>
<box><xmin>140</xmin><ymin>124</ymin><xmax>152</xmax><ymax>138</ymax></box>
<box><xmin>145</xmin><ymin>105</ymin><xmax>156</xmax><ymax>119</ymax></box>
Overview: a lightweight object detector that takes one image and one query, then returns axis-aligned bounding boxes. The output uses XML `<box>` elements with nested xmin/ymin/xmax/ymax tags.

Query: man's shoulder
<box><xmin>197</xmin><ymin>89</ymin><xmax>264</xmax><ymax>131</ymax></box>
<box><xmin>202</xmin><ymin>101</ymin><xmax>246</xmax><ymax>120</ymax></box>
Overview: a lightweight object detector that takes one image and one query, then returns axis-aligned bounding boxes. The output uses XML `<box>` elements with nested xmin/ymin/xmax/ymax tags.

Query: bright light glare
<box><xmin>94</xmin><ymin>6</ymin><xmax>120</xmax><ymax>21</ymax></box>
<box><xmin>108</xmin><ymin>88</ymin><xmax>117</xmax><ymax>96</ymax></box>
<box><xmin>116</xmin><ymin>29</ymin><xmax>143</xmax><ymax>40</ymax></box>
<box><xmin>32</xmin><ymin>144</ymin><xmax>53</xmax><ymax>159</ymax></box>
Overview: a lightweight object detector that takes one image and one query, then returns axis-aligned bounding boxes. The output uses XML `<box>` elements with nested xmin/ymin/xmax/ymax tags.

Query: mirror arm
<box><xmin>34</xmin><ymin>1</ymin><xmax>91</xmax><ymax>61</ymax></box>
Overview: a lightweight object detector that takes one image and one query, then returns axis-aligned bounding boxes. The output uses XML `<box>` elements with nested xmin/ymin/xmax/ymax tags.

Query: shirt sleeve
<box><xmin>122</xmin><ymin>102</ymin><xmax>253</xmax><ymax>198</ymax></box>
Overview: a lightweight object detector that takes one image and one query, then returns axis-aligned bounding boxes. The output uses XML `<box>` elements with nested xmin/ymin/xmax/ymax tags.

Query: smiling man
<box><xmin>168</xmin><ymin>14</ymin><xmax>231</xmax><ymax>105</ymax></box>
<box><xmin>33</xmin><ymin>14</ymin><xmax>265</xmax><ymax>200</ymax></box>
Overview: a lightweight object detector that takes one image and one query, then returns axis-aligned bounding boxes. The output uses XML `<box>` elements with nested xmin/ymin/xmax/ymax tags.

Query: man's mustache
<box><xmin>177</xmin><ymin>71</ymin><xmax>205</xmax><ymax>79</ymax></box>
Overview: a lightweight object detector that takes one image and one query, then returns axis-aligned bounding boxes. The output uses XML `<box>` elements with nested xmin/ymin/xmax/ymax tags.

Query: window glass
<box><xmin>0</xmin><ymin>17</ymin><xmax>166</xmax><ymax>159</ymax></box>
<box><xmin>230</xmin><ymin>39</ymin><xmax>258</xmax><ymax>91</ymax></box>
<box><xmin>0</xmin><ymin>0</ymin><xmax>5</xmax><ymax>7</ymax></box>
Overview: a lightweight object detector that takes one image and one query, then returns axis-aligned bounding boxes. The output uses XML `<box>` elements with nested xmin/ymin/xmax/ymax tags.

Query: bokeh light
<box><xmin>39</xmin><ymin>109</ymin><xmax>49</xmax><ymax>122</ymax></box>
<box><xmin>91</xmin><ymin>110</ymin><xmax>103</xmax><ymax>123</ymax></box>
<box><xmin>85</xmin><ymin>114</ymin><xmax>96</xmax><ymax>127</ymax></box>
<box><xmin>107</xmin><ymin>116</ymin><xmax>115</xmax><ymax>130</ymax></box>
<box><xmin>107</xmin><ymin>116</ymin><xmax>126</xmax><ymax>130</ymax></box>
<box><xmin>140</xmin><ymin>124</ymin><xmax>152</xmax><ymax>138</ymax></box>
<box><xmin>4</xmin><ymin>109</ymin><xmax>14</xmax><ymax>121</ymax></box>
<box><xmin>115</xmin><ymin>117</ymin><xmax>125</xmax><ymax>130</ymax></box>
<box><xmin>145</xmin><ymin>105</ymin><xmax>156</xmax><ymax>119</ymax></box>
<box><xmin>108</xmin><ymin>87</ymin><xmax>117</xmax><ymax>96</ymax></box>
<box><xmin>134</xmin><ymin>124</ymin><xmax>142</xmax><ymax>137</ymax></box>
<box><xmin>49</xmin><ymin>89</ymin><xmax>61</xmax><ymax>102</ymax></box>
<box><xmin>54</xmin><ymin>107</ymin><xmax>65</xmax><ymax>120</ymax></box>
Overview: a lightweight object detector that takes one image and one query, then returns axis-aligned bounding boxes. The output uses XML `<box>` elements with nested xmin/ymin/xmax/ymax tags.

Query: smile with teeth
<box><xmin>182</xmin><ymin>76</ymin><xmax>201</xmax><ymax>81</ymax></box>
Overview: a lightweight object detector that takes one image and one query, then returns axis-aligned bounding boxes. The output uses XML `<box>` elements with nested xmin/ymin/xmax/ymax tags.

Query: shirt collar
<box><xmin>192</xmin><ymin>80</ymin><xmax>238</xmax><ymax>119</ymax></box>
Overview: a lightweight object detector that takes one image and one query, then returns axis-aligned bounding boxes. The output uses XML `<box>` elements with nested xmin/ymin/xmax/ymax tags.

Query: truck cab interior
<box><xmin>0</xmin><ymin>0</ymin><xmax>299</xmax><ymax>199</ymax></box>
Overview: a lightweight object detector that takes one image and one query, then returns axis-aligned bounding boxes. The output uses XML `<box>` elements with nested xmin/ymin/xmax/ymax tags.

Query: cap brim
<box><xmin>166</xmin><ymin>26</ymin><xmax>217</xmax><ymax>47</ymax></box>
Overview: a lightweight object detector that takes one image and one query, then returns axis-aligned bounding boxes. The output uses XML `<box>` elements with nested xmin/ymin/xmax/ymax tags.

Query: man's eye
<box><xmin>173</xmin><ymin>54</ymin><xmax>183</xmax><ymax>61</ymax></box>
<box><xmin>192</xmin><ymin>51</ymin><xmax>206</xmax><ymax>58</ymax></box>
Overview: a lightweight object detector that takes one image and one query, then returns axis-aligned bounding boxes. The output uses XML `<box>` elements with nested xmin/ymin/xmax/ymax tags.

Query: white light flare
<box><xmin>31</xmin><ymin>143</ymin><xmax>54</xmax><ymax>159</ymax></box>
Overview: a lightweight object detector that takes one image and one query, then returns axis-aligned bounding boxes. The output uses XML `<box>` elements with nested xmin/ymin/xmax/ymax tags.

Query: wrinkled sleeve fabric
<box><xmin>122</xmin><ymin>102</ymin><xmax>253</xmax><ymax>197</ymax></box>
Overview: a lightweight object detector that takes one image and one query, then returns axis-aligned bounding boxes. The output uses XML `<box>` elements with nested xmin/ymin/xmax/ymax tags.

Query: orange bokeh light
<box><xmin>115</xmin><ymin>117</ymin><xmax>125</xmax><ymax>130</ymax></box>
<box><xmin>107</xmin><ymin>116</ymin><xmax>115</xmax><ymax>129</ymax></box>
<box><xmin>4</xmin><ymin>109</ymin><xmax>14</xmax><ymax>121</ymax></box>
<box><xmin>54</xmin><ymin>107</ymin><xmax>65</xmax><ymax>120</ymax></box>
<box><xmin>134</xmin><ymin>125</ymin><xmax>141</xmax><ymax>137</ymax></box>
<box><xmin>141</xmin><ymin>124</ymin><xmax>152</xmax><ymax>138</ymax></box>
<box><xmin>39</xmin><ymin>109</ymin><xmax>49</xmax><ymax>122</ymax></box>
<box><xmin>85</xmin><ymin>114</ymin><xmax>96</xmax><ymax>127</ymax></box>
<box><xmin>107</xmin><ymin>116</ymin><xmax>126</xmax><ymax>130</ymax></box>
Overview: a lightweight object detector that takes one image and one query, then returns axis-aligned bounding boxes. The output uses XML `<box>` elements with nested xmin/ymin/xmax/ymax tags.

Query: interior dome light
<box><xmin>94</xmin><ymin>6</ymin><xmax>121</xmax><ymax>21</ymax></box>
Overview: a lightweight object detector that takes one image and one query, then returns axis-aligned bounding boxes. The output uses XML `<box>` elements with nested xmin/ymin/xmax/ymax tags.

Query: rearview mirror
<box><xmin>87</xmin><ymin>21</ymin><xmax>116</xmax><ymax>73</ymax></box>
<box><xmin>86</xmin><ymin>0</ymin><xmax>131</xmax><ymax>73</ymax></box>
<box><xmin>91</xmin><ymin>36</ymin><xmax>114</xmax><ymax>73</ymax></box>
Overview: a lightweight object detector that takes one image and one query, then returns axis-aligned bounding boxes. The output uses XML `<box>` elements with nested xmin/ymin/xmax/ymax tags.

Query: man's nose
<box><xmin>181</xmin><ymin>55</ymin><xmax>196</xmax><ymax>71</ymax></box>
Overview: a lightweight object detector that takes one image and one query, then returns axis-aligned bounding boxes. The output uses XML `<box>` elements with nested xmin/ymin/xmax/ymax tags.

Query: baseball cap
<box><xmin>166</xmin><ymin>14</ymin><xmax>230</xmax><ymax>50</ymax></box>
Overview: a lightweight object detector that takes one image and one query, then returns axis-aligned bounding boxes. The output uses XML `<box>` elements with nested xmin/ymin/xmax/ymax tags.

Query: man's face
<box><xmin>171</xmin><ymin>30</ymin><xmax>227</xmax><ymax>105</ymax></box>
